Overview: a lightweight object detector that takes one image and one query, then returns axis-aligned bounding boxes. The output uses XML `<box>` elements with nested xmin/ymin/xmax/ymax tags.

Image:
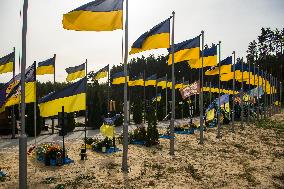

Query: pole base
<box><xmin>19</xmin><ymin>134</ymin><xmax>27</xmax><ymax>189</ymax></box>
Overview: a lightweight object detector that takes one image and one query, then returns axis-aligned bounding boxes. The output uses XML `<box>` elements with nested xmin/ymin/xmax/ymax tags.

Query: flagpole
<box><xmin>241</xmin><ymin>59</ymin><xmax>244</xmax><ymax>129</ymax></box>
<box><xmin>262</xmin><ymin>70</ymin><xmax>265</xmax><ymax>119</ymax></box>
<box><xmin>165</xmin><ymin>74</ymin><xmax>168</xmax><ymax>118</ymax></box>
<box><xmin>217</xmin><ymin>41</ymin><xmax>221</xmax><ymax>139</ymax></box>
<box><xmin>264</xmin><ymin>71</ymin><xmax>267</xmax><ymax>119</ymax></box>
<box><xmin>12</xmin><ymin>47</ymin><xmax>16</xmax><ymax>139</ymax></box>
<box><xmin>34</xmin><ymin>61</ymin><xmax>37</xmax><ymax>147</ymax></box>
<box><xmin>122</xmin><ymin>0</ymin><xmax>129</xmax><ymax>172</ymax></box>
<box><xmin>270</xmin><ymin>74</ymin><xmax>272</xmax><ymax>116</ymax></box>
<box><xmin>247</xmin><ymin>57</ymin><xmax>251</xmax><ymax>123</ymax></box>
<box><xmin>170</xmin><ymin>11</ymin><xmax>175</xmax><ymax>155</ymax></box>
<box><xmin>19</xmin><ymin>0</ymin><xmax>28</xmax><ymax>187</ymax></box>
<box><xmin>199</xmin><ymin>30</ymin><xmax>205</xmax><ymax>144</ymax></box>
<box><xmin>232</xmin><ymin>51</ymin><xmax>236</xmax><ymax>132</ymax></box>
<box><xmin>85</xmin><ymin>59</ymin><xmax>88</xmax><ymax>151</ymax></box>
<box><xmin>155</xmin><ymin>81</ymin><xmax>158</xmax><ymax>113</ymax></box>
<box><xmin>257</xmin><ymin>65</ymin><xmax>260</xmax><ymax>121</ymax></box>
<box><xmin>52</xmin><ymin>54</ymin><xmax>56</xmax><ymax>134</ymax></box>
<box><xmin>107</xmin><ymin>65</ymin><xmax>110</xmax><ymax>117</ymax></box>
<box><xmin>143</xmin><ymin>70</ymin><xmax>146</xmax><ymax>124</ymax></box>
<box><xmin>280</xmin><ymin>81</ymin><xmax>282</xmax><ymax>113</ymax></box>
<box><xmin>182</xmin><ymin>77</ymin><xmax>184</xmax><ymax>120</ymax></box>
<box><xmin>209</xmin><ymin>81</ymin><xmax>212</xmax><ymax>103</ymax></box>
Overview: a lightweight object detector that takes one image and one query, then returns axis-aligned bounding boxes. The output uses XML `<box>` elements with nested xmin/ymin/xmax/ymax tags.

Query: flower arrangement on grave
<box><xmin>92</xmin><ymin>137</ymin><xmax>113</xmax><ymax>152</ymax></box>
<box><xmin>30</xmin><ymin>142</ymin><xmax>71</xmax><ymax>166</ymax></box>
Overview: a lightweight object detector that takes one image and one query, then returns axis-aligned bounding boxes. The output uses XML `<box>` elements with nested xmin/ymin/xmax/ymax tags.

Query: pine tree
<box><xmin>146</xmin><ymin>105</ymin><xmax>159</xmax><ymax>147</ymax></box>
<box><xmin>133</xmin><ymin>99</ymin><xmax>143</xmax><ymax>124</ymax></box>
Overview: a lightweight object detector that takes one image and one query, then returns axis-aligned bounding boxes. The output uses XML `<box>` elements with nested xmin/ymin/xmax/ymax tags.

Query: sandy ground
<box><xmin>0</xmin><ymin>114</ymin><xmax>283</xmax><ymax>189</ymax></box>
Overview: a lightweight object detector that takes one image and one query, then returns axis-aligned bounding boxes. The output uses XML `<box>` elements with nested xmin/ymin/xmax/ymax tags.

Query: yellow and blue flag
<box><xmin>0</xmin><ymin>63</ymin><xmax>36</xmax><ymax>111</ymax></box>
<box><xmin>0</xmin><ymin>52</ymin><xmax>14</xmax><ymax>74</ymax></box>
<box><xmin>189</xmin><ymin>45</ymin><xmax>218</xmax><ymax>68</ymax></box>
<box><xmin>93</xmin><ymin>64</ymin><xmax>109</xmax><ymax>80</ymax></box>
<box><xmin>63</xmin><ymin>0</ymin><xmax>123</xmax><ymax>31</ymax></box>
<box><xmin>38</xmin><ymin>77</ymin><xmax>86</xmax><ymax>117</ymax></box>
<box><xmin>129</xmin><ymin>74</ymin><xmax>144</xmax><ymax>87</ymax></box>
<box><xmin>36</xmin><ymin>57</ymin><xmax>55</xmax><ymax>75</ymax></box>
<box><xmin>112</xmin><ymin>71</ymin><xmax>128</xmax><ymax>84</ymax></box>
<box><xmin>156</xmin><ymin>76</ymin><xmax>167</xmax><ymax>88</ymax></box>
<box><xmin>145</xmin><ymin>74</ymin><xmax>157</xmax><ymax>86</ymax></box>
<box><xmin>66</xmin><ymin>63</ymin><xmax>85</xmax><ymax>82</ymax></box>
<box><xmin>168</xmin><ymin>36</ymin><xmax>200</xmax><ymax>65</ymax></box>
<box><xmin>129</xmin><ymin>18</ymin><xmax>171</xmax><ymax>55</ymax></box>
<box><xmin>205</xmin><ymin>56</ymin><xmax>232</xmax><ymax>76</ymax></box>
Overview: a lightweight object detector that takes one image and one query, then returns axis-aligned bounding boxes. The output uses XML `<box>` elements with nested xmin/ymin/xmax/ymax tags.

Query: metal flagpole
<box><xmin>182</xmin><ymin>77</ymin><xmax>184</xmax><ymax>120</ymax></box>
<box><xmin>232</xmin><ymin>51</ymin><xmax>236</xmax><ymax>132</ymax></box>
<box><xmin>165</xmin><ymin>74</ymin><xmax>168</xmax><ymax>118</ymax></box>
<box><xmin>264</xmin><ymin>71</ymin><xmax>267</xmax><ymax>119</ymax></box>
<box><xmin>84</xmin><ymin>59</ymin><xmax>88</xmax><ymax>151</ymax></box>
<box><xmin>217</xmin><ymin>41</ymin><xmax>221</xmax><ymax>138</ymax></box>
<box><xmin>257</xmin><ymin>65</ymin><xmax>260</xmax><ymax>121</ymax></box>
<box><xmin>270</xmin><ymin>74</ymin><xmax>272</xmax><ymax>116</ymax></box>
<box><xmin>209</xmin><ymin>82</ymin><xmax>212</xmax><ymax>103</ymax></box>
<box><xmin>12</xmin><ymin>47</ymin><xmax>16</xmax><ymax>139</ymax></box>
<box><xmin>199</xmin><ymin>31</ymin><xmax>205</xmax><ymax>144</ymax></box>
<box><xmin>52</xmin><ymin>54</ymin><xmax>56</xmax><ymax>134</ymax></box>
<box><xmin>241</xmin><ymin>59</ymin><xmax>244</xmax><ymax>129</ymax></box>
<box><xmin>170</xmin><ymin>11</ymin><xmax>175</xmax><ymax>155</ymax></box>
<box><xmin>143</xmin><ymin>70</ymin><xmax>146</xmax><ymax>124</ymax></box>
<box><xmin>122</xmin><ymin>0</ymin><xmax>129</xmax><ymax>172</ymax></box>
<box><xmin>107</xmin><ymin>65</ymin><xmax>110</xmax><ymax>117</ymax></box>
<box><xmin>247</xmin><ymin>58</ymin><xmax>251</xmax><ymax>123</ymax></box>
<box><xmin>19</xmin><ymin>0</ymin><xmax>28</xmax><ymax>187</ymax></box>
<box><xmin>155</xmin><ymin>81</ymin><xmax>158</xmax><ymax>113</ymax></box>
<box><xmin>34</xmin><ymin>62</ymin><xmax>37</xmax><ymax>147</ymax></box>
<box><xmin>262</xmin><ymin>70</ymin><xmax>265</xmax><ymax>119</ymax></box>
<box><xmin>280</xmin><ymin>81</ymin><xmax>282</xmax><ymax>113</ymax></box>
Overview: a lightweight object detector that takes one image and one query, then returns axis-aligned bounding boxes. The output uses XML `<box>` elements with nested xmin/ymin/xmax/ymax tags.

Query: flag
<box><xmin>145</xmin><ymin>74</ymin><xmax>157</xmax><ymax>86</ymax></box>
<box><xmin>189</xmin><ymin>45</ymin><xmax>218</xmax><ymax>69</ymax></box>
<box><xmin>152</xmin><ymin>93</ymin><xmax>161</xmax><ymax>102</ymax></box>
<box><xmin>100</xmin><ymin>123</ymin><xmax>115</xmax><ymax>138</ymax></box>
<box><xmin>0</xmin><ymin>52</ymin><xmax>14</xmax><ymax>74</ymax></box>
<box><xmin>205</xmin><ymin>56</ymin><xmax>232</xmax><ymax>76</ymax></box>
<box><xmin>128</xmin><ymin>74</ymin><xmax>144</xmax><ymax>87</ymax></box>
<box><xmin>206</xmin><ymin>108</ymin><xmax>215</xmax><ymax>121</ymax></box>
<box><xmin>38</xmin><ymin>77</ymin><xmax>86</xmax><ymax>117</ymax></box>
<box><xmin>63</xmin><ymin>0</ymin><xmax>123</xmax><ymax>31</ymax></box>
<box><xmin>36</xmin><ymin>57</ymin><xmax>55</xmax><ymax>75</ymax></box>
<box><xmin>0</xmin><ymin>63</ymin><xmax>36</xmax><ymax>110</ymax></box>
<box><xmin>156</xmin><ymin>76</ymin><xmax>167</xmax><ymax>88</ymax></box>
<box><xmin>180</xmin><ymin>81</ymin><xmax>200</xmax><ymax>99</ymax></box>
<box><xmin>93</xmin><ymin>64</ymin><xmax>109</xmax><ymax>80</ymax></box>
<box><xmin>168</xmin><ymin>36</ymin><xmax>200</xmax><ymax>65</ymax></box>
<box><xmin>66</xmin><ymin>63</ymin><xmax>85</xmax><ymax>82</ymax></box>
<box><xmin>112</xmin><ymin>71</ymin><xmax>128</xmax><ymax>84</ymax></box>
<box><xmin>175</xmin><ymin>82</ymin><xmax>183</xmax><ymax>89</ymax></box>
<box><xmin>216</xmin><ymin>94</ymin><xmax>230</xmax><ymax>107</ymax></box>
<box><xmin>221</xmin><ymin>102</ymin><xmax>230</xmax><ymax>113</ymax></box>
<box><xmin>248</xmin><ymin>86</ymin><xmax>264</xmax><ymax>99</ymax></box>
<box><xmin>129</xmin><ymin>18</ymin><xmax>171</xmax><ymax>55</ymax></box>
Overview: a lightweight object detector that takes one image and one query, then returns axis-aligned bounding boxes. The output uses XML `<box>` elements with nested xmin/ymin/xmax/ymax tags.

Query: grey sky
<box><xmin>0</xmin><ymin>0</ymin><xmax>283</xmax><ymax>83</ymax></box>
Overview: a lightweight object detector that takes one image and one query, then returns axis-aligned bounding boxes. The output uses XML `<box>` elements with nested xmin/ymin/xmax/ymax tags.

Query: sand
<box><xmin>0</xmin><ymin>114</ymin><xmax>283</xmax><ymax>189</ymax></box>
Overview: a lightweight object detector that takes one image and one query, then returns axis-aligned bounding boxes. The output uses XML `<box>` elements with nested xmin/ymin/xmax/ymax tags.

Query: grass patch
<box><xmin>62</xmin><ymin>174</ymin><xmax>96</xmax><ymax>188</ymax></box>
<box><xmin>234</xmin><ymin>143</ymin><xmax>247</xmax><ymax>152</ymax></box>
<box><xmin>256</xmin><ymin>119</ymin><xmax>284</xmax><ymax>131</ymax></box>
<box><xmin>273</xmin><ymin>151</ymin><xmax>284</xmax><ymax>159</ymax></box>
<box><xmin>105</xmin><ymin>162</ymin><xmax>119</xmax><ymax>170</ymax></box>
<box><xmin>239</xmin><ymin>166</ymin><xmax>259</xmax><ymax>186</ymax></box>
<box><xmin>248</xmin><ymin>149</ymin><xmax>260</xmax><ymax>157</ymax></box>
<box><xmin>42</xmin><ymin>177</ymin><xmax>57</xmax><ymax>184</ymax></box>
<box><xmin>184</xmin><ymin>163</ymin><xmax>202</xmax><ymax>180</ymax></box>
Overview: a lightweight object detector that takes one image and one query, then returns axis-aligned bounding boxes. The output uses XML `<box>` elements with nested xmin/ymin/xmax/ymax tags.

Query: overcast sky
<box><xmin>0</xmin><ymin>0</ymin><xmax>283</xmax><ymax>83</ymax></box>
